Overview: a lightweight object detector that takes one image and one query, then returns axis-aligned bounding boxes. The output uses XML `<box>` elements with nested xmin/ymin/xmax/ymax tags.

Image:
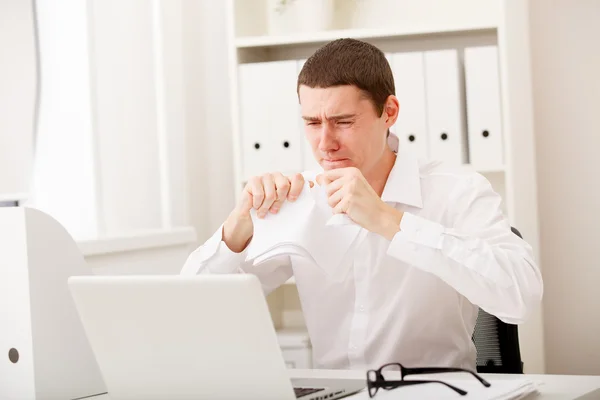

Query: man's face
<box><xmin>299</xmin><ymin>85</ymin><xmax>395</xmax><ymax>175</ymax></box>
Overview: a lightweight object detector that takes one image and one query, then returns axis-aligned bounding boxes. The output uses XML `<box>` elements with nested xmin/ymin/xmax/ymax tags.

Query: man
<box><xmin>181</xmin><ymin>39</ymin><xmax>543</xmax><ymax>370</ymax></box>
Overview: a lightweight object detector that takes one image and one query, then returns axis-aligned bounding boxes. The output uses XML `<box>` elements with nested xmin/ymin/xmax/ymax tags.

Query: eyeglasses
<box><xmin>366</xmin><ymin>362</ymin><xmax>491</xmax><ymax>397</ymax></box>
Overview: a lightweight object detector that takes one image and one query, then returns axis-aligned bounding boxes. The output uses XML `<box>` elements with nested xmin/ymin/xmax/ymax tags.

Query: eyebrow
<box><xmin>301</xmin><ymin>113</ymin><xmax>357</xmax><ymax>122</ymax></box>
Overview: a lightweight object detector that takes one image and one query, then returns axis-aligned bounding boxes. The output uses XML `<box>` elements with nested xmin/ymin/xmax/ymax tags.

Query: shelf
<box><xmin>235</xmin><ymin>24</ymin><xmax>497</xmax><ymax>49</ymax></box>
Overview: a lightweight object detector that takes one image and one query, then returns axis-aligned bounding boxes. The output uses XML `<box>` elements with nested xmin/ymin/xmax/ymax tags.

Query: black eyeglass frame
<box><xmin>366</xmin><ymin>362</ymin><xmax>491</xmax><ymax>398</ymax></box>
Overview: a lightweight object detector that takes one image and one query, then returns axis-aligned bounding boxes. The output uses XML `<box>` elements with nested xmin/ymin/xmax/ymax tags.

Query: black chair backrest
<box><xmin>472</xmin><ymin>226</ymin><xmax>524</xmax><ymax>374</ymax></box>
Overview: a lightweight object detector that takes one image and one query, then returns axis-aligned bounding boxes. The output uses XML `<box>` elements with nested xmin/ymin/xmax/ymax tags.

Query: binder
<box><xmin>390</xmin><ymin>52</ymin><xmax>429</xmax><ymax>159</ymax></box>
<box><xmin>238</xmin><ymin>60</ymin><xmax>303</xmax><ymax>180</ymax></box>
<box><xmin>464</xmin><ymin>46</ymin><xmax>504</xmax><ymax>171</ymax></box>
<box><xmin>269</xmin><ymin>60</ymin><xmax>304</xmax><ymax>175</ymax></box>
<box><xmin>424</xmin><ymin>49</ymin><xmax>466</xmax><ymax>165</ymax></box>
<box><xmin>238</xmin><ymin>62</ymin><xmax>273</xmax><ymax>179</ymax></box>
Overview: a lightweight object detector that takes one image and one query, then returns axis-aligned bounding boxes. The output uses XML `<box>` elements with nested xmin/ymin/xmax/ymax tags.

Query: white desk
<box><xmin>94</xmin><ymin>369</ymin><xmax>600</xmax><ymax>399</ymax></box>
<box><xmin>290</xmin><ymin>369</ymin><xmax>600</xmax><ymax>399</ymax></box>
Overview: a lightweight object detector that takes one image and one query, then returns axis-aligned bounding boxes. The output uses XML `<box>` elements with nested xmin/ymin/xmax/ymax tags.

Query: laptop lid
<box><xmin>68</xmin><ymin>274</ymin><xmax>297</xmax><ymax>400</ymax></box>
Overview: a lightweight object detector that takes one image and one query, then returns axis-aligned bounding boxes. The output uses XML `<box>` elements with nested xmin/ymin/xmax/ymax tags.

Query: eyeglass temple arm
<box><xmin>385</xmin><ymin>380</ymin><xmax>468</xmax><ymax>396</ymax></box>
<box><xmin>402</xmin><ymin>367</ymin><xmax>491</xmax><ymax>387</ymax></box>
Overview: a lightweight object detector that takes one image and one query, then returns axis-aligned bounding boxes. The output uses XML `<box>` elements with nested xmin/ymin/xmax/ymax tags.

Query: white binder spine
<box><xmin>391</xmin><ymin>51</ymin><xmax>429</xmax><ymax>160</ymax></box>
<box><xmin>424</xmin><ymin>49</ymin><xmax>467</xmax><ymax>166</ymax></box>
<box><xmin>464</xmin><ymin>45</ymin><xmax>504</xmax><ymax>171</ymax></box>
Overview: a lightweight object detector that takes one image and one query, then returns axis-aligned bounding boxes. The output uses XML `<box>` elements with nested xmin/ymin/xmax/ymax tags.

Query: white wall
<box><xmin>28</xmin><ymin>0</ymin><xmax>100</xmax><ymax>238</ymax></box>
<box><xmin>182</xmin><ymin>0</ymin><xmax>236</xmax><ymax>245</ymax></box>
<box><xmin>88</xmin><ymin>0</ymin><xmax>190</xmax><ymax>236</ymax></box>
<box><xmin>30</xmin><ymin>0</ymin><xmax>192</xmax><ymax>243</ymax></box>
<box><xmin>0</xmin><ymin>0</ymin><xmax>36</xmax><ymax>202</ymax></box>
<box><xmin>496</xmin><ymin>0</ymin><xmax>546</xmax><ymax>374</ymax></box>
<box><xmin>529</xmin><ymin>0</ymin><xmax>600</xmax><ymax>375</ymax></box>
<box><xmin>89</xmin><ymin>0</ymin><xmax>164</xmax><ymax>233</ymax></box>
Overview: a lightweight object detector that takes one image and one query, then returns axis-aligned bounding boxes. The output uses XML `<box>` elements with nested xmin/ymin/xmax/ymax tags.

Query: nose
<box><xmin>318</xmin><ymin>122</ymin><xmax>339</xmax><ymax>153</ymax></box>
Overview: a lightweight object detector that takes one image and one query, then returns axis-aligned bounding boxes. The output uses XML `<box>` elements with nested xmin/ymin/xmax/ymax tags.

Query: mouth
<box><xmin>321</xmin><ymin>158</ymin><xmax>352</xmax><ymax>168</ymax></box>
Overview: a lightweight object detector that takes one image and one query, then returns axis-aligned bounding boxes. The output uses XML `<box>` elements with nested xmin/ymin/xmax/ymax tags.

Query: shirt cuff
<box><xmin>180</xmin><ymin>224</ymin><xmax>249</xmax><ymax>275</ymax></box>
<box><xmin>399</xmin><ymin>212</ymin><xmax>445</xmax><ymax>249</ymax></box>
<box><xmin>385</xmin><ymin>213</ymin><xmax>445</xmax><ymax>272</ymax></box>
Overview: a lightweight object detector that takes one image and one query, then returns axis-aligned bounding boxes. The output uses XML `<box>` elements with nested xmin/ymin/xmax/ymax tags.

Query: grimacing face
<box><xmin>298</xmin><ymin>85</ymin><xmax>399</xmax><ymax>176</ymax></box>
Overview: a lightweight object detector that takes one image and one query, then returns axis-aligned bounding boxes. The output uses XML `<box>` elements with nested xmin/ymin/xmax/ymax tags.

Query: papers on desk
<box><xmin>353</xmin><ymin>378</ymin><xmax>539</xmax><ymax>399</ymax></box>
<box><xmin>247</xmin><ymin>182</ymin><xmax>362</xmax><ymax>281</ymax></box>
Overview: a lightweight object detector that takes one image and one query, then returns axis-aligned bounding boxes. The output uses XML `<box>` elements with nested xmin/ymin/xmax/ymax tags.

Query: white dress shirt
<box><xmin>181</xmin><ymin>150</ymin><xmax>543</xmax><ymax>371</ymax></box>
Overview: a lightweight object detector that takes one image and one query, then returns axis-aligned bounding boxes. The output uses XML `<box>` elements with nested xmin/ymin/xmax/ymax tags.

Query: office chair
<box><xmin>471</xmin><ymin>226</ymin><xmax>524</xmax><ymax>374</ymax></box>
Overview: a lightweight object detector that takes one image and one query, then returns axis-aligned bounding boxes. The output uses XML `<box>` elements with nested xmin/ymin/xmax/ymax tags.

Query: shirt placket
<box><xmin>347</xmin><ymin>232</ymin><xmax>370</xmax><ymax>369</ymax></box>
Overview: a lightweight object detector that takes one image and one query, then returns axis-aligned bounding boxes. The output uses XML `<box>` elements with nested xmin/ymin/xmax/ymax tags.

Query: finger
<box><xmin>309</xmin><ymin>180</ymin><xmax>315</xmax><ymax>189</ymax></box>
<box><xmin>325</xmin><ymin>176</ymin><xmax>345</xmax><ymax>197</ymax></box>
<box><xmin>322</xmin><ymin>167</ymin><xmax>353</xmax><ymax>180</ymax></box>
<box><xmin>257</xmin><ymin>174</ymin><xmax>276</xmax><ymax>217</ymax></box>
<box><xmin>316</xmin><ymin>173</ymin><xmax>335</xmax><ymax>187</ymax></box>
<box><xmin>271</xmin><ymin>172</ymin><xmax>290</xmax><ymax>213</ymax></box>
<box><xmin>332</xmin><ymin>196</ymin><xmax>350</xmax><ymax>215</ymax></box>
<box><xmin>327</xmin><ymin>186</ymin><xmax>345</xmax><ymax>209</ymax></box>
<box><xmin>288</xmin><ymin>173</ymin><xmax>305</xmax><ymax>201</ymax></box>
<box><xmin>316</xmin><ymin>174</ymin><xmax>325</xmax><ymax>186</ymax></box>
<box><xmin>249</xmin><ymin>177</ymin><xmax>264</xmax><ymax>210</ymax></box>
<box><xmin>239</xmin><ymin>187</ymin><xmax>254</xmax><ymax>215</ymax></box>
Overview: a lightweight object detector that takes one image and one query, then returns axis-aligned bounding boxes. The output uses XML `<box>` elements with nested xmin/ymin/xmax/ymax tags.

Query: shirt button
<box><xmin>358</xmin><ymin>305</ymin><xmax>365</xmax><ymax>312</ymax></box>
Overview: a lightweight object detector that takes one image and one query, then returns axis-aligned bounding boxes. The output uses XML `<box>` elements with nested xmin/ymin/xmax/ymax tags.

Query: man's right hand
<box><xmin>222</xmin><ymin>172</ymin><xmax>311</xmax><ymax>253</ymax></box>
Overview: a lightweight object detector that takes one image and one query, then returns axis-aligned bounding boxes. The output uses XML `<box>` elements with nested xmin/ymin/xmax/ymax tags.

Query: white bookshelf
<box><xmin>227</xmin><ymin>1</ymin><xmax>509</xmax><ymax>195</ymax></box>
<box><xmin>235</xmin><ymin>25</ymin><xmax>496</xmax><ymax>49</ymax></box>
<box><xmin>225</xmin><ymin>0</ymin><xmax>544</xmax><ymax>373</ymax></box>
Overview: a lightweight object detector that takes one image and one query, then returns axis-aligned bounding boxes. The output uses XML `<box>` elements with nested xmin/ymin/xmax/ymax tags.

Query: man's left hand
<box><xmin>317</xmin><ymin>167</ymin><xmax>404</xmax><ymax>240</ymax></box>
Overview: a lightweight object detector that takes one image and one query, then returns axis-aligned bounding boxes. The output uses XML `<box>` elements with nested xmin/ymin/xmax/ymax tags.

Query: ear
<box><xmin>383</xmin><ymin>95</ymin><xmax>400</xmax><ymax>128</ymax></box>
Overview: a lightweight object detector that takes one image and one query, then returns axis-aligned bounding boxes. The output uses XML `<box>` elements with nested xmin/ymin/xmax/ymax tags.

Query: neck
<box><xmin>363</xmin><ymin>148</ymin><xmax>396</xmax><ymax>197</ymax></box>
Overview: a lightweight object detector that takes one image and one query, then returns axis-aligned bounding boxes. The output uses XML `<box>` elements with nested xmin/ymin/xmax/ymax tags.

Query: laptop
<box><xmin>68</xmin><ymin>274</ymin><xmax>365</xmax><ymax>400</ymax></box>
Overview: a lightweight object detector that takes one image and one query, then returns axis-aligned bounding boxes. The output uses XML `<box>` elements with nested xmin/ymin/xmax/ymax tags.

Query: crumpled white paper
<box><xmin>247</xmin><ymin>182</ymin><xmax>362</xmax><ymax>281</ymax></box>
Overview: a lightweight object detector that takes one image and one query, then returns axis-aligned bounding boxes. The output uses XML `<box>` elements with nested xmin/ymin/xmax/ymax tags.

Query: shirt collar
<box><xmin>381</xmin><ymin>149</ymin><xmax>423</xmax><ymax>209</ymax></box>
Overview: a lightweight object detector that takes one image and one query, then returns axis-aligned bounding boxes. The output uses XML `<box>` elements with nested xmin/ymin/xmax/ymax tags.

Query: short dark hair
<box><xmin>297</xmin><ymin>38</ymin><xmax>395</xmax><ymax>117</ymax></box>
